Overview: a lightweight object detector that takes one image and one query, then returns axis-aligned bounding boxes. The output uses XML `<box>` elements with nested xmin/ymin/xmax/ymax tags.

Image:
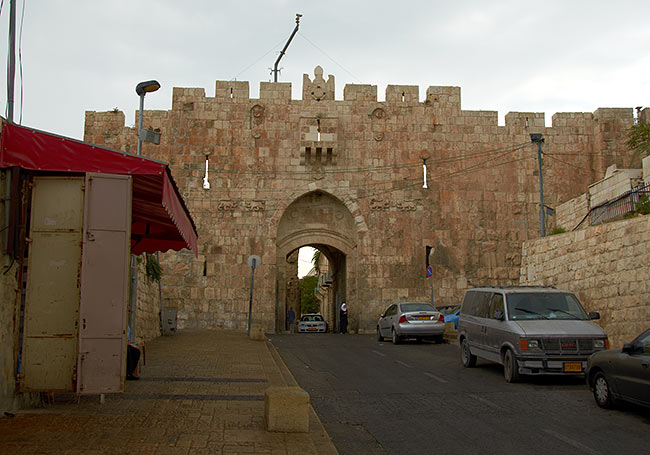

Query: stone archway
<box><xmin>275</xmin><ymin>191</ymin><xmax>358</xmax><ymax>333</ymax></box>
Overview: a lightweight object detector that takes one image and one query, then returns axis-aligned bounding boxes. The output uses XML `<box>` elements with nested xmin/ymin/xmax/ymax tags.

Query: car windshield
<box><xmin>301</xmin><ymin>315</ymin><xmax>323</xmax><ymax>322</ymax></box>
<box><xmin>506</xmin><ymin>293</ymin><xmax>589</xmax><ymax>320</ymax></box>
<box><xmin>401</xmin><ymin>303</ymin><xmax>436</xmax><ymax>313</ymax></box>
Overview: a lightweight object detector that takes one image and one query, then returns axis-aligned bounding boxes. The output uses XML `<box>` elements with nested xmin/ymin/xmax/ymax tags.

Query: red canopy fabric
<box><xmin>0</xmin><ymin>121</ymin><xmax>198</xmax><ymax>257</ymax></box>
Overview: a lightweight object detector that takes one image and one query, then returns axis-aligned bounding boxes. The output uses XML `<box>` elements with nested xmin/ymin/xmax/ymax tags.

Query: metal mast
<box><xmin>272</xmin><ymin>13</ymin><xmax>302</xmax><ymax>82</ymax></box>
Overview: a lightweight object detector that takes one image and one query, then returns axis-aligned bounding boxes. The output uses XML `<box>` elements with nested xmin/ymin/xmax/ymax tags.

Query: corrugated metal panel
<box><xmin>77</xmin><ymin>174</ymin><xmax>131</xmax><ymax>394</ymax></box>
<box><xmin>21</xmin><ymin>177</ymin><xmax>83</xmax><ymax>392</ymax></box>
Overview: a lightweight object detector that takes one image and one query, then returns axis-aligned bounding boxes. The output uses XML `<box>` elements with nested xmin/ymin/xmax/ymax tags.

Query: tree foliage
<box><xmin>300</xmin><ymin>275</ymin><xmax>320</xmax><ymax>314</ymax></box>
<box><xmin>627</xmin><ymin>122</ymin><xmax>650</xmax><ymax>167</ymax></box>
<box><xmin>311</xmin><ymin>249</ymin><xmax>322</xmax><ymax>275</ymax></box>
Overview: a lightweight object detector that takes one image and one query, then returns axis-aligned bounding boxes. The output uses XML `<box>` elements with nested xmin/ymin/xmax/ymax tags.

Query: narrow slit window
<box><xmin>315</xmin><ymin>147</ymin><xmax>322</xmax><ymax>164</ymax></box>
<box><xmin>326</xmin><ymin>148</ymin><xmax>333</xmax><ymax>164</ymax></box>
<box><xmin>305</xmin><ymin>147</ymin><xmax>311</xmax><ymax>164</ymax></box>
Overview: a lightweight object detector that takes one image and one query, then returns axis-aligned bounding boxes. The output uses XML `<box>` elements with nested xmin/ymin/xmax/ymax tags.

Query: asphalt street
<box><xmin>271</xmin><ymin>333</ymin><xmax>650</xmax><ymax>455</ymax></box>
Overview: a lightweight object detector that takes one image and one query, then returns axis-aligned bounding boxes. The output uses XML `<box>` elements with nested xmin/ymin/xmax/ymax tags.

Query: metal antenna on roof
<box><xmin>272</xmin><ymin>13</ymin><xmax>302</xmax><ymax>83</ymax></box>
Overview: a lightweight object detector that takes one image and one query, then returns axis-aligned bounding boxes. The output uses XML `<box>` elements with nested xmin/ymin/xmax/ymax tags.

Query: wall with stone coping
<box><xmin>520</xmin><ymin>214</ymin><xmax>650</xmax><ymax>348</ymax></box>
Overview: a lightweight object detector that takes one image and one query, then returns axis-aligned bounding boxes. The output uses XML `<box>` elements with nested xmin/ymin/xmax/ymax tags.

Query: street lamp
<box><xmin>135</xmin><ymin>80</ymin><xmax>160</xmax><ymax>156</ymax></box>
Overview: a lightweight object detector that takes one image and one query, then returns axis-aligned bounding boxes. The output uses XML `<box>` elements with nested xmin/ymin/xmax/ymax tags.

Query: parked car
<box><xmin>297</xmin><ymin>313</ymin><xmax>328</xmax><ymax>333</ymax></box>
<box><xmin>437</xmin><ymin>305</ymin><xmax>460</xmax><ymax>329</ymax></box>
<box><xmin>377</xmin><ymin>302</ymin><xmax>445</xmax><ymax>344</ymax></box>
<box><xmin>458</xmin><ymin>286</ymin><xmax>609</xmax><ymax>383</ymax></box>
<box><xmin>586</xmin><ymin>327</ymin><xmax>650</xmax><ymax>409</ymax></box>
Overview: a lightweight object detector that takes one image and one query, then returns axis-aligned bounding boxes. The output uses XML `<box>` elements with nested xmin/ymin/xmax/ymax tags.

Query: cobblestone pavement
<box><xmin>0</xmin><ymin>330</ymin><xmax>337</xmax><ymax>454</ymax></box>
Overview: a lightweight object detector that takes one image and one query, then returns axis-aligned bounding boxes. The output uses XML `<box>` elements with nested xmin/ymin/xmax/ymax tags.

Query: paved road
<box><xmin>271</xmin><ymin>333</ymin><xmax>650</xmax><ymax>455</ymax></box>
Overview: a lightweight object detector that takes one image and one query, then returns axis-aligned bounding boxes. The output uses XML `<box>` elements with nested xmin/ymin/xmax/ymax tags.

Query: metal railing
<box><xmin>575</xmin><ymin>182</ymin><xmax>650</xmax><ymax>229</ymax></box>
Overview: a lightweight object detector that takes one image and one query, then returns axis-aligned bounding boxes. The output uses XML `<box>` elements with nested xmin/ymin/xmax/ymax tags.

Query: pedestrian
<box><xmin>340</xmin><ymin>302</ymin><xmax>348</xmax><ymax>334</ymax></box>
<box><xmin>126</xmin><ymin>326</ymin><xmax>141</xmax><ymax>380</ymax></box>
<box><xmin>287</xmin><ymin>307</ymin><xmax>296</xmax><ymax>333</ymax></box>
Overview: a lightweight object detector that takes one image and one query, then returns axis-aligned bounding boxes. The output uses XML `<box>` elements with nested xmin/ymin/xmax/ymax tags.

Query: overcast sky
<box><xmin>0</xmin><ymin>0</ymin><xmax>649</xmax><ymax>140</ymax></box>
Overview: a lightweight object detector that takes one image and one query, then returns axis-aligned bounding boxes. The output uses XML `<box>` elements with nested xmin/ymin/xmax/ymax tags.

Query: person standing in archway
<box><xmin>287</xmin><ymin>307</ymin><xmax>296</xmax><ymax>333</ymax></box>
<box><xmin>340</xmin><ymin>302</ymin><xmax>348</xmax><ymax>334</ymax></box>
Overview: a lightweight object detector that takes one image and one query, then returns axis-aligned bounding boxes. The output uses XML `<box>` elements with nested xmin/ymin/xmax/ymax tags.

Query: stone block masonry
<box><xmin>83</xmin><ymin>66</ymin><xmax>637</xmax><ymax>334</ymax></box>
<box><xmin>520</xmin><ymin>214</ymin><xmax>650</xmax><ymax>347</ymax></box>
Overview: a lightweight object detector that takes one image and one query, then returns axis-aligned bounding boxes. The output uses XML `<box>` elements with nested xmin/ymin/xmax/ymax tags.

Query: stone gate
<box><xmin>83</xmin><ymin>66</ymin><xmax>637</xmax><ymax>334</ymax></box>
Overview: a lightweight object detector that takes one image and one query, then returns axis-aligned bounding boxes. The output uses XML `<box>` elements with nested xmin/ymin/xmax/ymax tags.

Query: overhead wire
<box><xmin>297</xmin><ymin>31</ymin><xmax>364</xmax><ymax>84</ymax></box>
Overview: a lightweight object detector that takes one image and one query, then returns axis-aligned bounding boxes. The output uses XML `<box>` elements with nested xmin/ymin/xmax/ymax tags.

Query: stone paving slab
<box><xmin>0</xmin><ymin>330</ymin><xmax>338</xmax><ymax>454</ymax></box>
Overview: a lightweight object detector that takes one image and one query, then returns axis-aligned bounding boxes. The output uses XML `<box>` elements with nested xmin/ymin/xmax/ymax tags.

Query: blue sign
<box><xmin>426</xmin><ymin>266</ymin><xmax>433</xmax><ymax>277</ymax></box>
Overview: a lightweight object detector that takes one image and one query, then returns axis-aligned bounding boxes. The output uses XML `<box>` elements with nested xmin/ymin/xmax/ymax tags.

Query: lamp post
<box><xmin>135</xmin><ymin>80</ymin><xmax>160</xmax><ymax>156</ymax></box>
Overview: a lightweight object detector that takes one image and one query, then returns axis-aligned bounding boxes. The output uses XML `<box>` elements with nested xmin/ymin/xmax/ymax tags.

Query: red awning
<box><xmin>0</xmin><ymin>121</ymin><xmax>198</xmax><ymax>257</ymax></box>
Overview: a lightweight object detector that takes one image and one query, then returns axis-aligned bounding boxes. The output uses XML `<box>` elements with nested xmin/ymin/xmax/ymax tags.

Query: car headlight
<box><xmin>520</xmin><ymin>339</ymin><xmax>541</xmax><ymax>351</ymax></box>
<box><xmin>593</xmin><ymin>339</ymin><xmax>609</xmax><ymax>350</ymax></box>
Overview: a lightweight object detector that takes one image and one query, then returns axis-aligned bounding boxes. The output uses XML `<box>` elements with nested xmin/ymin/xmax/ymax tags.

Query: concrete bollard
<box><xmin>264</xmin><ymin>386</ymin><xmax>310</xmax><ymax>433</ymax></box>
<box><xmin>249</xmin><ymin>324</ymin><xmax>266</xmax><ymax>341</ymax></box>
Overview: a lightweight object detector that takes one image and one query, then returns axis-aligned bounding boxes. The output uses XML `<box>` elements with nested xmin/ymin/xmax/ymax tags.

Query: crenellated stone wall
<box><xmin>520</xmin><ymin>215</ymin><xmax>650</xmax><ymax>348</ymax></box>
<box><xmin>84</xmin><ymin>66</ymin><xmax>637</xmax><ymax>334</ymax></box>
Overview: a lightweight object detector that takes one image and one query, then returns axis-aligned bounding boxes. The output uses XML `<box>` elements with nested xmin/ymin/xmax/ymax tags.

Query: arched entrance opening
<box><xmin>275</xmin><ymin>191</ymin><xmax>357</xmax><ymax>333</ymax></box>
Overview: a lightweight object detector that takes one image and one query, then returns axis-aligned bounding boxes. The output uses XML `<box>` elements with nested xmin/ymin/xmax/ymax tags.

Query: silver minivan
<box><xmin>458</xmin><ymin>286</ymin><xmax>609</xmax><ymax>382</ymax></box>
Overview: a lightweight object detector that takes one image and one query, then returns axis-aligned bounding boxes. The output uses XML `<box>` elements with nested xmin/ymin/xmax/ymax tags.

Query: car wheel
<box><xmin>503</xmin><ymin>349</ymin><xmax>520</xmax><ymax>383</ymax></box>
<box><xmin>460</xmin><ymin>338</ymin><xmax>476</xmax><ymax>367</ymax></box>
<box><xmin>391</xmin><ymin>328</ymin><xmax>401</xmax><ymax>345</ymax></box>
<box><xmin>376</xmin><ymin>326</ymin><xmax>384</xmax><ymax>342</ymax></box>
<box><xmin>593</xmin><ymin>371</ymin><xmax>615</xmax><ymax>409</ymax></box>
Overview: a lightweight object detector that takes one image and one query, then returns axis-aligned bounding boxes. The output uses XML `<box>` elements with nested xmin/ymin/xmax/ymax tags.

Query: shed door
<box><xmin>21</xmin><ymin>177</ymin><xmax>83</xmax><ymax>392</ymax></box>
<box><xmin>77</xmin><ymin>173</ymin><xmax>131</xmax><ymax>394</ymax></box>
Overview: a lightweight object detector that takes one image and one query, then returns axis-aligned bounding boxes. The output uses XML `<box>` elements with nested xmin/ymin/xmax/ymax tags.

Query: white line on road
<box><xmin>395</xmin><ymin>360</ymin><xmax>412</xmax><ymax>368</ymax></box>
<box><xmin>371</xmin><ymin>350</ymin><xmax>386</xmax><ymax>357</ymax></box>
<box><xmin>423</xmin><ymin>372</ymin><xmax>448</xmax><ymax>384</ymax></box>
<box><xmin>469</xmin><ymin>394</ymin><xmax>503</xmax><ymax>410</ymax></box>
<box><xmin>542</xmin><ymin>429</ymin><xmax>600</xmax><ymax>455</ymax></box>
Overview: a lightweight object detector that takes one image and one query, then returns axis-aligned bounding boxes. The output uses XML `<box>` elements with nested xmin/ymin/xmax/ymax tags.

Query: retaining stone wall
<box><xmin>520</xmin><ymin>214</ymin><xmax>650</xmax><ymax>347</ymax></box>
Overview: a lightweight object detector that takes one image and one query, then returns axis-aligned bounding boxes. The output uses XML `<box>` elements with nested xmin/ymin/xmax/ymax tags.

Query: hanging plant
<box><xmin>145</xmin><ymin>253</ymin><xmax>162</xmax><ymax>282</ymax></box>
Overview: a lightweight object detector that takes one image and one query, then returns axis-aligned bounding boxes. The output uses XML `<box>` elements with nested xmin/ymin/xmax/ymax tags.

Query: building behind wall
<box><xmin>84</xmin><ymin>66</ymin><xmax>638</xmax><ymax>334</ymax></box>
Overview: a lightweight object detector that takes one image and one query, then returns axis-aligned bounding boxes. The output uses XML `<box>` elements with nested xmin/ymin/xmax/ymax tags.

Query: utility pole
<box><xmin>272</xmin><ymin>13</ymin><xmax>302</xmax><ymax>82</ymax></box>
<box><xmin>530</xmin><ymin>133</ymin><xmax>546</xmax><ymax>237</ymax></box>
<box><xmin>7</xmin><ymin>0</ymin><xmax>17</xmax><ymax>122</ymax></box>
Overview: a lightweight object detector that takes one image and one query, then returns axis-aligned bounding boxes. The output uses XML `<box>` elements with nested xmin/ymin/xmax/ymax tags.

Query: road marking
<box><xmin>542</xmin><ymin>429</ymin><xmax>600</xmax><ymax>455</ymax></box>
<box><xmin>395</xmin><ymin>360</ymin><xmax>412</xmax><ymax>368</ymax></box>
<box><xmin>469</xmin><ymin>394</ymin><xmax>503</xmax><ymax>410</ymax></box>
<box><xmin>424</xmin><ymin>372</ymin><xmax>448</xmax><ymax>383</ymax></box>
<box><xmin>371</xmin><ymin>350</ymin><xmax>386</xmax><ymax>357</ymax></box>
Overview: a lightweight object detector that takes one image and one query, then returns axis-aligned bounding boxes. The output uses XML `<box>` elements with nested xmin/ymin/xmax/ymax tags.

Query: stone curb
<box><xmin>265</xmin><ymin>340</ymin><xmax>339</xmax><ymax>454</ymax></box>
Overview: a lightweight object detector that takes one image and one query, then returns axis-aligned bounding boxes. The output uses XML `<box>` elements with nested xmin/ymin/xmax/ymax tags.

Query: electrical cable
<box><xmin>230</xmin><ymin>36</ymin><xmax>288</xmax><ymax>82</ymax></box>
<box><xmin>297</xmin><ymin>31</ymin><xmax>363</xmax><ymax>84</ymax></box>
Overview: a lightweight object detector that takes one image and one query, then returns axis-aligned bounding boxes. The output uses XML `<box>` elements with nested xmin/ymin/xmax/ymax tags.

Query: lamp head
<box><xmin>135</xmin><ymin>80</ymin><xmax>161</xmax><ymax>96</ymax></box>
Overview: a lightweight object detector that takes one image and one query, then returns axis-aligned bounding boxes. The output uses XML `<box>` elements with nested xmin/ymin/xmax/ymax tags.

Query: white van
<box><xmin>458</xmin><ymin>286</ymin><xmax>609</xmax><ymax>382</ymax></box>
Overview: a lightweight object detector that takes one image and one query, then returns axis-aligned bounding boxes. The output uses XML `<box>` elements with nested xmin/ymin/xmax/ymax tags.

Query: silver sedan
<box><xmin>377</xmin><ymin>302</ymin><xmax>445</xmax><ymax>344</ymax></box>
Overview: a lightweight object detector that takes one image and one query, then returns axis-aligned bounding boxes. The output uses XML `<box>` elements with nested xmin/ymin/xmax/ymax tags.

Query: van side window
<box><xmin>462</xmin><ymin>291</ymin><xmax>478</xmax><ymax>316</ymax></box>
<box><xmin>475</xmin><ymin>292</ymin><xmax>490</xmax><ymax>318</ymax></box>
<box><xmin>462</xmin><ymin>290</ymin><xmax>490</xmax><ymax>317</ymax></box>
<box><xmin>489</xmin><ymin>294</ymin><xmax>505</xmax><ymax>319</ymax></box>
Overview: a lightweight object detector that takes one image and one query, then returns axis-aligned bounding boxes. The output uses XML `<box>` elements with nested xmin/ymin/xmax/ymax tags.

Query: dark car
<box><xmin>586</xmin><ymin>328</ymin><xmax>650</xmax><ymax>409</ymax></box>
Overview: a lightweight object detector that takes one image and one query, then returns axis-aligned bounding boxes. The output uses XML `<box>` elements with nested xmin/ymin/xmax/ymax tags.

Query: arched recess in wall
<box><xmin>275</xmin><ymin>190</ymin><xmax>358</xmax><ymax>333</ymax></box>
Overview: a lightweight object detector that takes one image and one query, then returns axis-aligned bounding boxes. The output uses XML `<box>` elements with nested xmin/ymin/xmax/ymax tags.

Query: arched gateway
<box><xmin>276</xmin><ymin>191</ymin><xmax>358</xmax><ymax>333</ymax></box>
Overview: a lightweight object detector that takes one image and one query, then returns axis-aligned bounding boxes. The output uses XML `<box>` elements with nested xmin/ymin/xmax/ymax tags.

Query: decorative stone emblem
<box><xmin>303</xmin><ymin>66</ymin><xmax>335</xmax><ymax>102</ymax></box>
<box><xmin>250</xmin><ymin>104</ymin><xmax>265</xmax><ymax>139</ymax></box>
<box><xmin>370</xmin><ymin>107</ymin><xmax>386</xmax><ymax>141</ymax></box>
